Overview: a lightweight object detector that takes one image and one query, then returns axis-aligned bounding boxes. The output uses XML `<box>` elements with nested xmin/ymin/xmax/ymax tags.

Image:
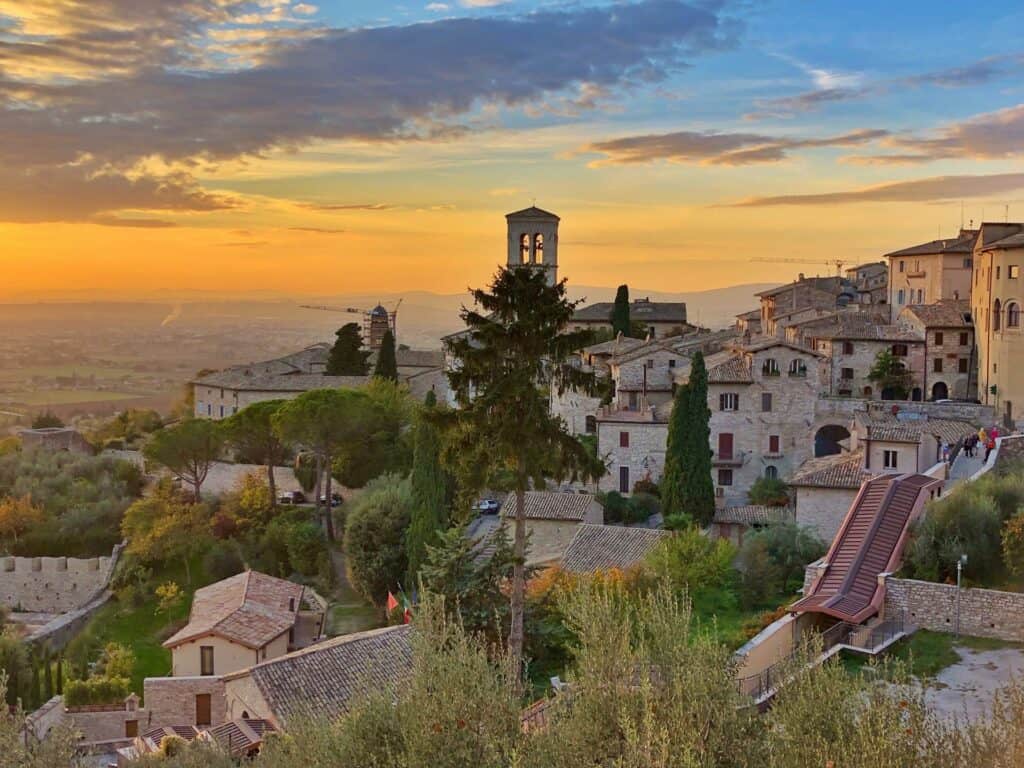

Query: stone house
<box><xmin>499</xmin><ymin>491</ymin><xmax>604</xmax><ymax>564</ymax></box>
<box><xmin>570</xmin><ymin>297</ymin><xmax>691</xmax><ymax>338</ymax></box>
<box><xmin>561</xmin><ymin>524</ymin><xmax>669</xmax><ymax>573</ymax></box>
<box><xmin>18</xmin><ymin>426</ymin><xmax>94</xmax><ymax>454</ymax></box>
<box><xmin>790</xmin><ymin>449</ymin><xmax>869</xmax><ymax>543</ymax></box>
<box><xmin>756</xmin><ymin>275</ymin><xmax>857</xmax><ymax>338</ymax></box>
<box><xmin>710</xmin><ymin>505</ymin><xmax>794</xmax><ymax>547</ymax></box>
<box><xmin>845</xmin><ymin>261</ymin><xmax>888</xmax><ymax>306</ymax></box>
<box><xmin>163</xmin><ymin>571</ymin><xmax>323</xmax><ymax>678</ymax></box>
<box><xmin>851</xmin><ymin>412</ymin><xmax>976</xmax><ymax>474</ymax></box>
<box><xmin>596</xmin><ymin>406</ymin><xmax>669</xmax><ymax>495</ymax></box>
<box><xmin>735</xmin><ymin>308</ymin><xmax>762</xmax><ymax>340</ymax></box>
<box><xmin>886</xmin><ymin>228</ymin><xmax>977</xmax><ymax>322</ymax></box>
<box><xmin>898</xmin><ymin>300</ymin><xmax>976</xmax><ymax>401</ymax></box>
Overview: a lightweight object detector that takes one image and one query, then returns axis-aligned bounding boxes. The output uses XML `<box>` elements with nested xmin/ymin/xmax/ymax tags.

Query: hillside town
<box><xmin>2</xmin><ymin>208</ymin><xmax>1024</xmax><ymax>767</ymax></box>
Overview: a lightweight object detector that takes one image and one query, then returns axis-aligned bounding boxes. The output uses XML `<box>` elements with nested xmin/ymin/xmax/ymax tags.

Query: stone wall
<box><xmin>1</xmin><ymin>543</ymin><xmax>122</xmax><ymax>613</ymax></box>
<box><xmin>795</xmin><ymin>486</ymin><xmax>858</xmax><ymax>544</ymax></box>
<box><xmin>25</xmin><ymin>591</ymin><xmax>113</xmax><ymax>651</ymax></box>
<box><xmin>883</xmin><ymin>577</ymin><xmax>1024</xmax><ymax>642</ymax></box>
<box><xmin>144</xmin><ymin>676</ymin><xmax>226</xmax><ymax>729</ymax></box>
<box><xmin>67</xmin><ymin>703</ymin><xmax>151</xmax><ymax>743</ymax></box>
<box><xmin>596</xmin><ymin>417</ymin><xmax>667</xmax><ymax>494</ymax></box>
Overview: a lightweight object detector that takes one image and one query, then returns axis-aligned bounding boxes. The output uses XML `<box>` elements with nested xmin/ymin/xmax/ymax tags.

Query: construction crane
<box><xmin>300</xmin><ymin>299</ymin><xmax>402</xmax><ymax>351</ymax></box>
<box><xmin>750</xmin><ymin>257</ymin><xmax>850</xmax><ymax>277</ymax></box>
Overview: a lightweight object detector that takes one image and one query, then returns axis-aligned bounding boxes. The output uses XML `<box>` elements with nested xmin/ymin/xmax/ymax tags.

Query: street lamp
<box><xmin>955</xmin><ymin>554</ymin><xmax>968</xmax><ymax>638</ymax></box>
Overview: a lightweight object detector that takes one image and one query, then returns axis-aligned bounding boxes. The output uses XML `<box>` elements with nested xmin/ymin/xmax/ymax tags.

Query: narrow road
<box><xmin>326</xmin><ymin>547</ymin><xmax>381</xmax><ymax>637</ymax></box>
<box><xmin>947</xmin><ymin>448</ymin><xmax>986</xmax><ymax>490</ymax></box>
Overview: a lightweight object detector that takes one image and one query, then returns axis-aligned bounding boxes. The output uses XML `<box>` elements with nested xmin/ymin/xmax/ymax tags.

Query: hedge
<box><xmin>63</xmin><ymin>676</ymin><xmax>130</xmax><ymax>707</ymax></box>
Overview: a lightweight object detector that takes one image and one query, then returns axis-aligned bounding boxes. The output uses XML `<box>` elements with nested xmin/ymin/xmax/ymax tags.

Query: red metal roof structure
<box><xmin>792</xmin><ymin>473</ymin><xmax>942</xmax><ymax>624</ymax></box>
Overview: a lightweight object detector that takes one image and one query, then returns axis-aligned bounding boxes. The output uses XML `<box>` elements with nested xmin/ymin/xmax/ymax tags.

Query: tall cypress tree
<box><xmin>374</xmin><ymin>329</ymin><xmax>399</xmax><ymax>382</ymax></box>
<box><xmin>660</xmin><ymin>379</ymin><xmax>689</xmax><ymax>522</ymax></box>
<box><xmin>611</xmin><ymin>284</ymin><xmax>631</xmax><ymax>337</ymax></box>
<box><xmin>405</xmin><ymin>390</ymin><xmax>448</xmax><ymax>585</ymax></box>
<box><xmin>326</xmin><ymin>322</ymin><xmax>371</xmax><ymax>375</ymax></box>
<box><xmin>681</xmin><ymin>352</ymin><xmax>715</xmax><ymax>527</ymax></box>
<box><xmin>43</xmin><ymin>646</ymin><xmax>53</xmax><ymax>701</ymax></box>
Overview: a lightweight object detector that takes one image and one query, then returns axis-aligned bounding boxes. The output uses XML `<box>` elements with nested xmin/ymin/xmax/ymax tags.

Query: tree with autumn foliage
<box><xmin>0</xmin><ymin>496</ymin><xmax>46</xmax><ymax>552</ymax></box>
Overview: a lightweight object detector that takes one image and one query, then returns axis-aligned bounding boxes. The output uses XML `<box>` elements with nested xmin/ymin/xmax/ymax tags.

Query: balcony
<box><xmin>713</xmin><ymin>450</ymin><xmax>745</xmax><ymax>467</ymax></box>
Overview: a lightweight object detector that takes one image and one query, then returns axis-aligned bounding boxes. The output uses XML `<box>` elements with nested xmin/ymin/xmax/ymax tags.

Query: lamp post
<box><xmin>955</xmin><ymin>554</ymin><xmax>968</xmax><ymax>638</ymax></box>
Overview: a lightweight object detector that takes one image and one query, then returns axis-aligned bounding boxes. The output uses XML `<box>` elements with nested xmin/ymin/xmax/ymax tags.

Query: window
<box><xmin>762</xmin><ymin>358</ymin><xmax>780</xmax><ymax>376</ymax></box>
<box><xmin>288</xmin><ymin>598</ymin><xmax>296</xmax><ymax>612</ymax></box>
<box><xmin>206</xmin><ymin>403</ymin><xmax>212</xmax><ymax>416</ymax></box>
<box><xmin>717</xmin><ymin>469</ymin><xmax>733</xmax><ymax>486</ymax></box>
<box><xmin>842</xmin><ymin>341</ymin><xmax>854</xmax><ymax>355</ymax></box>
<box><xmin>519</xmin><ymin>234</ymin><xmax>530</xmax><ymax>264</ymax></box>
<box><xmin>1012</xmin><ymin>265</ymin><xmax>1021</xmax><ymax>279</ymax></box>
<box><xmin>219</xmin><ymin>405</ymin><xmax>224</xmax><ymax>418</ymax></box>
<box><xmin>200</xmin><ymin>646</ymin><xmax>214</xmax><ymax>676</ymax></box>
<box><xmin>899</xmin><ymin>260</ymin><xmax>905</xmax><ymax>273</ymax></box>
<box><xmin>289</xmin><ymin>627</ymin><xmax>295</xmax><ymax>646</ymax></box>
<box><xmin>994</xmin><ymin>299</ymin><xmax>1002</xmax><ymax>331</ymax></box>
<box><xmin>619</xmin><ymin>466</ymin><xmax>630</xmax><ymax>494</ymax></box>
<box><xmin>788</xmin><ymin>358</ymin><xmax>807</xmax><ymax>377</ymax></box>
<box><xmin>892</xmin><ymin>344</ymin><xmax>908</xmax><ymax>357</ymax></box>
<box><xmin>959</xmin><ymin>332</ymin><xmax>969</xmax><ymax>346</ymax></box>
<box><xmin>863</xmin><ymin>386</ymin><xmax>873</xmax><ymax>398</ymax></box>
<box><xmin>934</xmin><ymin>358</ymin><xmax>943</xmax><ymax>373</ymax></box>
<box><xmin>719</xmin><ymin>393</ymin><xmax>739</xmax><ymax>411</ymax></box>
<box><xmin>197</xmin><ymin>400</ymin><xmax>204</xmax><ymax>414</ymax></box>
<box><xmin>883</xmin><ymin>450</ymin><xmax>898</xmax><ymax>469</ymax></box>
<box><xmin>934</xmin><ymin>332</ymin><xmax>944</xmax><ymax>346</ymax></box>
<box><xmin>959</xmin><ymin>358</ymin><xmax>969</xmax><ymax>373</ymax></box>
<box><xmin>125</xmin><ymin>720</ymin><xmax>138</xmax><ymax>738</ymax></box>
<box><xmin>668</xmin><ymin>359</ymin><xmax>676</xmax><ymax>368</ymax></box>
<box><xmin>915</xmin><ymin>259</ymin><xmax>920</xmax><ymax>272</ymax></box>
<box><xmin>585</xmin><ymin>415</ymin><xmax>596</xmax><ymax>434</ymax></box>
<box><xmin>917</xmin><ymin>289</ymin><xmax>924</xmax><ymax>303</ymax></box>
<box><xmin>997</xmin><ymin>266</ymin><xmax>1002</xmax><ymax>279</ymax></box>
<box><xmin>619</xmin><ymin>431</ymin><xmax>629</xmax><ymax>448</ymax></box>
<box><xmin>841</xmin><ymin>367</ymin><xmax>854</xmax><ymax>380</ymax></box>
<box><xmin>768</xmin><ymin>435</ymin><xmax>780</xmax><ymax>454</ymax></box>
<box><xmin>761</xmin><ymin>392</ymin><xmax>773</xmax><ymax>412</ymax></box>
<box><xmin>718</xmin><ymin>433</ymin><xmax>734</xmax><ymax>460</ymax></box>
<box><xmin>646</xmin><ymin>359</ymin><xmax>654</xmax><ymax>369</ymax></box>
<box><xmin>1009</xmin><ymin>302</ymin><xmax>1021</xmax><ymax>328</ymax></box>
<box><xmin>532</xmin><ymin>233</ymin><xmax>543</xmax><ymax>264</ymax></box>
<box><xmin>764</xmin><ymin>465</ymin><xmax>778</xmax><ymax>480</ymax></box>
<box><xmin>897</xmin><ymin>289</ymin><xmax>905</xmax><ymax>304</ymax></box>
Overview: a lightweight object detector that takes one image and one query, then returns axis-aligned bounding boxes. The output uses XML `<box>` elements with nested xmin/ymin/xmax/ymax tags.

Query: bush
<box><xmin>641</xmin><ymin>527</ymin><xmax>737</xmax><ymax>614</ymax></box>
<box><xmin>631</xmin><ymin>477</ymin><xmax>660</xmax><ymax>497</ymax></box>
<box><xmin>748</xmin><ymin>476</ymin><xmax>790</xmax><ymax>507</ymax></box>
<box><xmin>96</xmin><ymin>643</ymin><xmax>134</xmax><ymax>680</ymax></box>
<box><xmin>286</xmin><ymin>521</ymin><xmax>327</xmax><ymax>577</ymax></box>
<box><xmin>1003</xmin><ymin>513</ymin><xmax>1024</xmax><ymax>576</ymax></box>
<box><xmin>344</xmin><ymin>474</ymin><xmax>413</xmax><ymax>605</ymax></box>
<box><xmin>63</xmin><ymin>676</ymin><xmax>130</xmax><ymax>707</ymax></box>
<box><xmin>203</xmin><ymin>542</ymin><xmax>245</xmax><ymax>582</ymax></box>
<box><xmin>736</xmin><ymin>522</ymin><xmax>827</xmax><ymax>608</ymax></box>
<box><xmin>599</xmin><ymin>491</ymin><xmax>657</xmax><ymax>525</ymax></box>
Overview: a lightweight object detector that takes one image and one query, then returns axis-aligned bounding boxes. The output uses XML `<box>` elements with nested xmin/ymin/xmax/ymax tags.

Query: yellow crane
<box><xmin>750</xmin><ymin>257</ymin><xmax>850</xmax><ymax>277</ymax></box>
<box><xmin>300</xmin><ymin>299</ymin><xmax>402</xmax><ymax>349</ymax></box>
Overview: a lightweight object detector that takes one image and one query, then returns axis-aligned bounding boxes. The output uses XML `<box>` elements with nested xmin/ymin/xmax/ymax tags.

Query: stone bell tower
<box><xmin>506</xmin><ymin>206</ymin><xmax>559</xmax><ymax>285</ymax></box>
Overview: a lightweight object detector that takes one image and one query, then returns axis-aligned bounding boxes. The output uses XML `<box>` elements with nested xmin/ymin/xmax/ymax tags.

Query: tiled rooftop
<box><xmin>561</xmin><ymin>524</ymin><xmax>668</xmax><ymax>573</ymax></box>
<box><xmin>712</xmin><ymin>506</ymin><xmax>795</xmax><ymax>526</ymax></box>
<box><xmin>790</xmin><ymin>450</ymin><xmax>869</xmax><ymax>490</ymax></box>
<box><xmin>500</xmin><ymin>491</ymin><xmax>597</xmax><ymax>521</ymax></box>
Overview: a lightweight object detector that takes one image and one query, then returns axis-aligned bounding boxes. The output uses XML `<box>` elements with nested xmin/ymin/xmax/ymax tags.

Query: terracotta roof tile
<box><xmin>790</xmin><ymin>450</ymin><xmax>869</xmax><ymax>489</ymax></box>
<box><xmin>712</xmin><ymin>506</ymin><xmax>795</xmax><ymax>526</ymax></box>
<box><xmin>901</xmin><ymin>300</ymin><xmax>973</xmax><ymax>328</ymax></box>
<box><xmin>562</xmin><ymin>524</ymin><xmax>668</xmax><ymax>572</ymax></box>
<box><xmin>500</xmin><ymin>491</ymin><xmax>598</xmax><ymax>521</ymax></box>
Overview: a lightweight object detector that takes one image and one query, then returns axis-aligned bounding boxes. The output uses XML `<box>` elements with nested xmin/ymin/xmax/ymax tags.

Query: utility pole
<box><xmin>955</xmin><ymin>553</ymin><xmax>967</xmax><ymax>638</ymax></box>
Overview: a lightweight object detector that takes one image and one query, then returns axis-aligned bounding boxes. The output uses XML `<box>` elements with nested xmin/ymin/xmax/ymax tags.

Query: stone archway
<box><xmin>931</xmin><ymin>381</ymin><xmax>949</xmax><ymax>401</ymax></box>
<box><xmin>814</xmin><ymin>424</ymin><xmax>851</xmax><ymax>457</ymax></box>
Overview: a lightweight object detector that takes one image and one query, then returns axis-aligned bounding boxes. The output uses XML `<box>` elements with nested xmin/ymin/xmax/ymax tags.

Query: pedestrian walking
<box><xmin>942</xmin><ymin>441</ymin><xmax>951</xmax><ymax>464</ymax></box>
<box><xmin>985</xmin><ymin>435</ymin><xmax>996</xmax><ymax>462</ymax></box>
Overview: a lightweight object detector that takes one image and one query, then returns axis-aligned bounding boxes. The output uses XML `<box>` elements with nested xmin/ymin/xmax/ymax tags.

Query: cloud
<box><xmin>90</xmin><ymin>216</ymin><xmax>179</xmax><ymax>228</ymax></box>
<box><xmin>580</xmin><ymin>128</ymin><xmax>888</xmax><ymax>166</ymax></box>
<box><xmin>724</xmin><ymin>172</ymin><xmax>1024</xmax><ymax>207</ymax></box>
<box><xmin>288</xmin><ymin>226</ymin><xmax>346</xmax><ymax>234</ymax></box>
<box><xmin>0</xmin><ymin>0</ymin><xmax>736</xmax><ymax>223</ymax></box>
<box><xmin>298</xmin><ymin>202</ymin><xmax>395</xmax><ymax>211</ymax></box>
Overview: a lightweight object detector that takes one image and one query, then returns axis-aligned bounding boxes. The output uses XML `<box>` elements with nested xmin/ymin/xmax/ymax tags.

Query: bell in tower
<box><xmin>505</xmin><ymin>206</ymin><xmax>559</xmax><ymax>285</ymax></box>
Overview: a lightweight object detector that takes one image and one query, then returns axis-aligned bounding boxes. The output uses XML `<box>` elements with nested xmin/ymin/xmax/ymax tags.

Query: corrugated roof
<box><xmin>562</xmin><ymin>524</ymin><xmax>668</xmax><ymax>572</ymax></box>
<box><xmin>500</xmin><ymin>491</ymin><xmax>598</xmax><ymax>521</ymax></box>
<box><xmin>790</xmin><ymin>450</ymin><xmax>868</xmax><ymax>489</ymax></box>
<box><xmin>712</xmin><ymin>506</ymin><xmax>795</xmax><ymax>526</ymax></box>
<box><xmin>244</xmin><ymin>625</ymin><xmax>413</xmax><ymax>726</ymax></box>
<box><xmin>164</xmin><ymin>571</ymin><xmax>304</xmax><ymax>650</ymax></box>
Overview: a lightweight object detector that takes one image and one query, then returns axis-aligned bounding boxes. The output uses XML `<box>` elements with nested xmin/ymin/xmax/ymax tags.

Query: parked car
<box><xmin>472</xmin><ymin>498</ymin><xmax>501</xmax><ymax>515</ymax></box>
<box><xmin>278</xmin><ymin>490</ymin><xmax>307</xmax><ymax>505</ymax></box>
<box><xmin>319</xmin><ymin>492</ymin><xmax>343</xmax><ymax>507</ymax></box>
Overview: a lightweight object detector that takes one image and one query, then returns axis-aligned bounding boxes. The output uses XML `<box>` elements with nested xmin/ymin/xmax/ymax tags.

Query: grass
<box><xmin>956</xmin><ymin>635</ymin><xmax>1024</xmax><ymax>652</ymax></box>
<box><xmin>843</xmin><ymin>630</ymin><xmax>961</xmax><ymax>679</ymax></box>
<box><xmin>5</xmin><ymin>389</ymin><xmax>145</xmax><ymax>406</ymax></box>
<box><xmin>73</xmin><ymin>556</ymin><xmax>214</xmax><ymax>699</ymax></box>
<box><xmin>0</xmin><ymin>364</ymin><xmax>138</xmax><ymax>382</ymax></box>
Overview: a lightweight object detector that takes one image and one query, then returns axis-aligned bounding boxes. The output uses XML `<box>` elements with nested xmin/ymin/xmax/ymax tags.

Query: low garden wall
<box><xmin>883</xmin><ymin>577</ymin><xmax>1024</xmax><ymax>643</ymax></box>
<box><xmin>24</xmin><ymin>590</ymin><xmax>114</xmax><ymax>651</ymax></box>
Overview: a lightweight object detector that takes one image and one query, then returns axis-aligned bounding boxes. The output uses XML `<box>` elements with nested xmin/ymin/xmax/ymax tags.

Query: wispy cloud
<box><xmin>724</xmin><ymin>172</ymin><xmax>1024</xmax><ymax>207</ymax></box>
<box><xmin>580</xmin><ymin>128</ymin><xmax>888</xmax><ymax>166</ymax></box>
<box><xmin>288</xmin><ymin>226</ymin><xmax>346</xmax><ymax>234</ymax></box>
<box><xmin>297</xmin><ymin>202</ymin><xmax>395</xmax><ymax>211</ymax></box>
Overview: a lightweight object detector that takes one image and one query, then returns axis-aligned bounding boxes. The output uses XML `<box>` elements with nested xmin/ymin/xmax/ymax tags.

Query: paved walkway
<box><xmin>947</xmin><ymin>450</ymin><xmax>986</xmax><ymax>490</ymax></box>
<box><xmin>924</xmin><ymin>645</ymin><xmax>1024</xmax><ymax>721</ymax></box>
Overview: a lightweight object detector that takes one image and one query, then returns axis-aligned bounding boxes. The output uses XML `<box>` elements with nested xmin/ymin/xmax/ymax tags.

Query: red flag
<box><xmin>386</xmin><ymin>591</ymin><xmax>399</xmax><ymax>613</ymax></box>
<box><xmin>403</xmin><ymin>607</ymin><xmax>412</xmax><ymax>625</ymax></box>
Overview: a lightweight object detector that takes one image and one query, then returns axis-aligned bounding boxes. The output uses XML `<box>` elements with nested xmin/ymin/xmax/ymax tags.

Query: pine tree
<box><xmin>326</xmin><ymin>322</ymin><xmax>371</xmax><ymax>375</ymax></box>
<box><xmin>374</xmin><ymin>329</ymin><xmax>399</xmax><ymax>382</ymax></box>
<box><xmin>680</xmin><ymin>352</ymin><xmax>715</xmax><ymax>527</ymax></box>
<box><xmin>611</xmin><ymin>284</ymin><xmax>631</xmax><ymax>337</ymax></box>
<box><xmin>406</xmin><ymin>391</ymin><xmax>448</xmax><ymax>585</ymax></box>
<box><xmin>660</xmin><ymin>379</ymin><xmax>689</xmax><ymax>523</ymax></box>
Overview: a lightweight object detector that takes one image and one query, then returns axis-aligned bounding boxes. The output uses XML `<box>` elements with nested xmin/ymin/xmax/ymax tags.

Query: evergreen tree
<box><xmin>611</xmin><ymin>284</ymin><xmax>631</xmax><ymax>337</ymax></box>
<box><xmin>224</xmin><ymin>399</ymin><xmax>289</xmax><ymax>508</ymax></box>
<box><xmin>326</xmin><ymin>322</ymin><xmax>371</xmax><ymax>376</ymax></box>
<box><xmin>681</xmin><ymin>352</ymin><xmax>715</xmax><ymax>527</ymax></box>
<box><xmin>55</xmin><ymin>654</ymin><xmax>63</xmax><ymax>695</ymax></box>
<box><xmin>43</xmin><ymin>646</ymin><xmax>53</xmax><ymax>701</ymax></box>
<box><xmin>373</xmin><ymin>329</ymin><xmax>399</xmax><ymax>382</ymax></box>
<box><xmin>660</xmin><ymin>378</ymin><xmax>689</xmax><ymax>522</ymax></box>
<box><xmin>437</xmin><ymin>266</ymin><xmax>603</xmax><ymax>675</ymax></box>
<box><xmin>406</xmin><ymin>391</ymin><xmax>448</xmax><ymax>585</ymax></box>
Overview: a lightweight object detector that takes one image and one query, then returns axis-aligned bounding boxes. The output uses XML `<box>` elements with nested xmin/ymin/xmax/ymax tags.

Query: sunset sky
<box><xmin>4</xmin><ymin>0</ymin><xmax>1024</xmax><ymax>299</ymax></box>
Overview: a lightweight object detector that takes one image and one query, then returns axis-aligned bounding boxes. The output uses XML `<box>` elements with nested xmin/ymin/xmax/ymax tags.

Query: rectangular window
<box><xmin>761</xmin><ymin>392</ymin><xmax>772</xmax><ymax>412</ymax></box>
<box><xmin>959</xmin><ymin>358</ymin><xmax>969</xmax><ymax>373</ymax></box>
<box><xmin>841</xmin><ymin>367</ymin><xmax>854</xmax><ymax>380</ymax></box>
<box><xmin>717</xmin><ymin>469</ymin><xmax>733</xmax><ymax>486</ymax></box>
<box><xmin>619</xmin><ymin>431</ymin><xmax>629</xmax><ymax>448</ymax></box>
<box><xmin>897</xmin><ymin>289</ymin><xmax>905</xmax><ymax>304</ymax></box>
<box><xmin>1012</xmin><ymin>265</ymin><xmax>1020</xmax><ymax>279</ymax></box>
<box><xmin>997</xmin><ymin>266</ymin><xmax>1002</xmax><ymax>279</ymax></box>
<box><xmin>200</xmin><ymin>646</ymin><xmax>214</xmax><ymax>676</ymax></box>
<box><xmin>842</xmin><ymin>341</ymin><xmax>854</xmax><ymax>355</ymax></box>
<box><xmin>719</xmin><ymin>393</ymin><xmax>739</xmax><ymax>411</ymax></box>
<box><xmin>668</xmin><ymin>359</ymin><xmax>676</xmax><ymax>368</ymax></box>
<box><xmin>934</xmin><ymin>358</ymin><xmax>943</xmax><ymax>373</ymax></box>
<box><xmin>934</xmin><ymin>332</ymin><xmax>943</xmax><ymax>346</ymax></box>
<box><xmin>618</xmin><ymin>466</ymin><xmax>630</xmax><ymax>494</ymax></box>
<box><xmin>769</xmin><ymin>435</ymin><xmax>780</xmax><ymax>454</ymax></box>
<box><xmin>899</xmin><ymin>260</ymin><xmax>905</xmax><ymax>273</ymax></box>
<box><xmin>959</xmin><ymin>332</ymin><xmax>969</xmax><ymax>346</ymax></box>
<box><xmin>125</xmin><ymin>720</ymin><xmax>138</xmax><ymax>738</ymax></box>
<box><xmin>206</xmin><ymin>403</ymin><xmax>212</xmax><ymax>416</ymax></box>
<box><xmin>646</xmin><ymin>359</ymin><xmax>654</xmax><ymax>369</ymax></box>
<box><xmin>219</xmin><ymin>405</ymin><xmax>224</xmax><ymax>418</ymax></box>
<box><xmin>883</xmin><ymin>450</ymin><xmax>898</xmax><ymax>469</ymax></box>
<box><xmin>892</xmin><ymin>344</ymin><xmax>908</xmax><ymax>357</ymax></box>
<box><xmin>718</xmin><ymin>433</ymin><xmax>734</xmax><ymax>460</ymax></box>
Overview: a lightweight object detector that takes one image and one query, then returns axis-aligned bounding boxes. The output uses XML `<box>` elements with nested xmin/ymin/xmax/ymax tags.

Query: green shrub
<box><xmin>748</xmin><ymin>476</ymin><xmax>790</xmax><ymax>507</ymax></box>
<box><xmin>736</xmin><ymin>522</ymin><xmax>827</xmax><ymax>608</ymax></box>
<box><xmin>631</xmin><ymin>477</ymin><xmax>660</xmax><ymax>497</ymax></box>
<box><xmin>344</xmin><ymin>474</ymin><xmax>413</xmax><ymax>605</ymax></box>
<box><xmin>63</xmin><ymin>676</ymin><xmax>130</xmax><ymax>707</ymax></box>
<box><xmin>203</xmin><ymin>542</ymin><xmax>245</xmax><ymax>582</ymax></box>
<box><xmin>286</xmin><ymin>521</ymin><xmax>326</xmax><ymax>577</ymax></box>
<box><xmin>641</xmin><ymin>527</ymin><xmax>737</xmax><ymax>614</ymax></box>
<box><xmin>599</xmin><ymin>491</ymin><xmax>629</xmax><ymax>524</ymax></box>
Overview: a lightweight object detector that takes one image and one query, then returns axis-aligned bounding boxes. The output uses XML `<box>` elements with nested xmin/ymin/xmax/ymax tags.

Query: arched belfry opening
<box><xmin>506</xmin><ymin>206</ymin><xmax>560</xmax><ymax>285</ymax></box>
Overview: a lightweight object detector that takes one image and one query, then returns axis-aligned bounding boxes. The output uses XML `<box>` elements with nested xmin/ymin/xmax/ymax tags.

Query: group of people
<box><xmin>962</xmin><ymin>425</ymin><xmax>1001</xmax><ymax>461</ymax></box>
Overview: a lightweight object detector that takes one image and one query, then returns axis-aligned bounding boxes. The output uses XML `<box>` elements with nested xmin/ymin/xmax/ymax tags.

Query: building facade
<box><xmin>885</xmin><ymin>228</ymin><xmax>977</xmax><ymax>322</ymax></box>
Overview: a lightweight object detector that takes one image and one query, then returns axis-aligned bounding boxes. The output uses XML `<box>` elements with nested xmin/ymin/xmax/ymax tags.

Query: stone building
<box><xmin>756</xmin><ymin>275</ymin><xmax>857</xmax><ymax>338</ymax></box>
<box><xmin>898</xmin><ymin>300</ymin><xmax>976</xmax><ymax>401</ymax></box>
<box><xmin>498</xmin><ymin>491</ymin><xmax>604</xmax><ymax>564</ymax></box>
<box><xmin>18</xmin><ymin>426</ymin><xmax>93</xmax><ymax>454</ymax></box>
<box><xmin>885</xmin><ymin>228</ymin><xmax>977</xmax><ymax>322</ymax></box>
<box><xmin>570</xmin><ymin>297</ymin><xmax>691</xmax><ymax>338</ymax></box>
<box><xmin>790</xmin><ymin>449</ymin><xmax>869</xmax><ymax>543</ymax></box>
<box><xmin>970</xmin><ymin>222</ymin><xmax>1024</xmax><ymax>426</ymax></box>
<box><xmin>735</xmin><ymin>308</ymin><xmax>762</xmax><ymax>340</ymax></box>
<box><xmin>506</xmin><ymin>206</ymin><xmax>560</xmax><ymax>285</ymax></box>
<box><xmin>844</xmin><ymin>261</ymin><xmax>888</xmax><ymax>305</ymax></box>
<box><xmin>710</xmin><ymin>505</ymin><xmax>794</xmax><ymax>547</ymax></box>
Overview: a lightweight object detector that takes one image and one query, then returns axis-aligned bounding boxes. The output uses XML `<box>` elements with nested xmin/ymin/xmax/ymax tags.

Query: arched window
<box><xmin>764</xmin><ymin>465</ymin><xmax>778</xmax><ymax>480</ymax></box>
<box><xmin>863</xmin><ymin>386</ymin><xmax>873</xmax><ymax>398</ymax></box>
<box><xmin>519</xmin><ymin>234</ymin><xmax>530</xmax><ymax>264</ymax></box>
<box><xmin>1008</xmin><ymin>302</ymin><xmax>1021</xmax><ymax>328</ymax></box>
<box><xmin>762</xmin><ymin>358</ymin><xmax>780</xmax><ymax>376</ymax></box>
<box><xmin>533</xmin><ymin>233</ymin><xmax>544</xmax><ymax>264</ymax></box>
<box><xmin>788</xmin><ymin>358</ymin><xmax>807</xmax><ymax>377</ymax></box>
<box><xmin>994</xmin><ymin>299</ymin><xmax>1002</xmax><ymax>331</ymax></box>
<box><xmin>585</xmin><ymin>415</ymin><xmax>596</xmax><ymax>434</ymax></box>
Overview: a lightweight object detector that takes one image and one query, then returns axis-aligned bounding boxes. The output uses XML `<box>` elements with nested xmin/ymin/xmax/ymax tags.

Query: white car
<box><xmin>473</xmin><ymin>498</ymin><xmax>501</xmax><ymax>515</ymax></box>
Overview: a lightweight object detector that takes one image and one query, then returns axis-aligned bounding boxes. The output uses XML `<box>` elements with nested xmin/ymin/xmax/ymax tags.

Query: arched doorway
<box><xmin>931</xmin><ymin>381</ymin><xmax>949</xmax><ymax>401</ymax></box>
<box><xmin>815</xmin><ymin>424</ymin><xmax>851</xmax><ymax>457</ymax></box>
